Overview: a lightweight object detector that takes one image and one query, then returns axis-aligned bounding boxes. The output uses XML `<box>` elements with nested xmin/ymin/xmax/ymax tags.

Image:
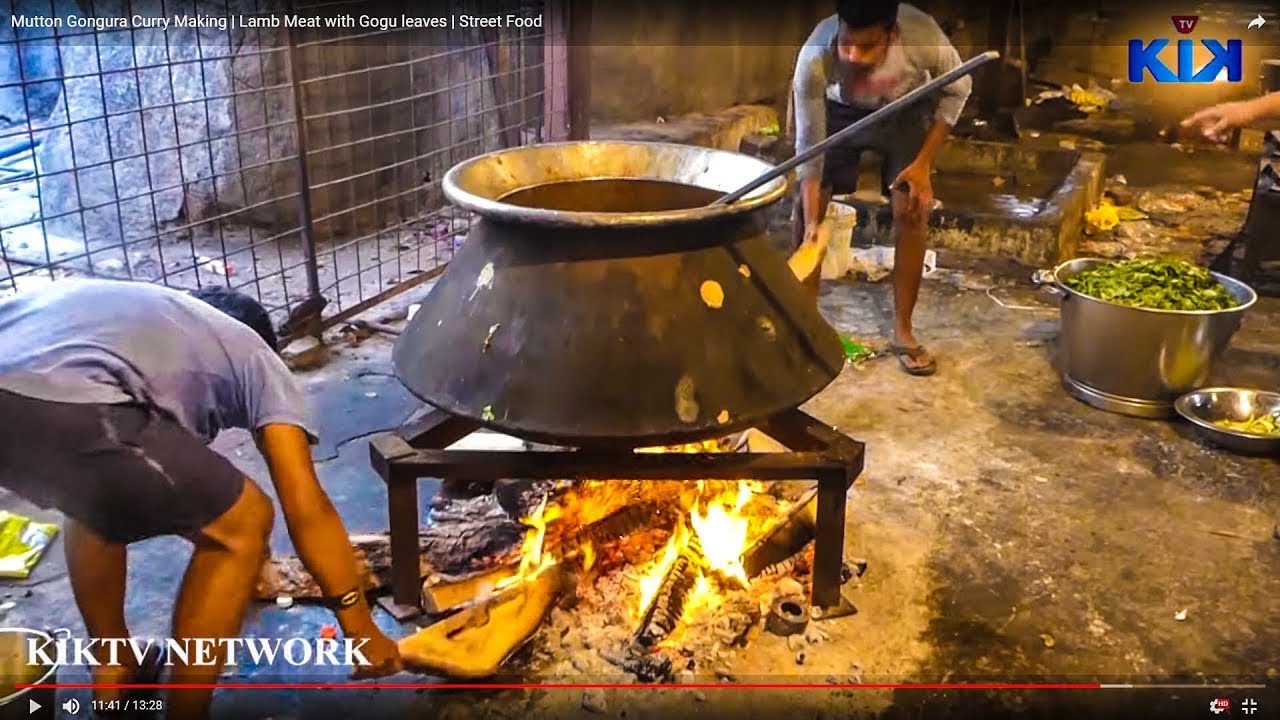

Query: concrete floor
<box><xmin>2</xmin><ymin>143</ymin><xmax>1279</xmax><ymax>719</ymax></box>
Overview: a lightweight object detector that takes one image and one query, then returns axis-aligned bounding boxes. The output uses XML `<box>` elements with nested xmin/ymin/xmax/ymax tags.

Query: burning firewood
<box><xmin>559</xmin><ymin>502</ymin><xmax>678</xmax><ymax>563</ymax></box>
<box><xmin>740</xmin><ymin>488</ymin><xmax>819</xmax><ymax>579</ymax></box>
<box><xmin>398</xmin><ymin>564</ymin><xmax>568</xmax><ymax>679</ymax></box>
<box><xmin>635</xmin><ymin>529</ymin><xmax>705</xmax><ymax>648</ymax></box>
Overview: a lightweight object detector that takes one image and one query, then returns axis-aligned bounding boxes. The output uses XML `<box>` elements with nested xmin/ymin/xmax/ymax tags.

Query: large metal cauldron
<box><xmin>1046</xmin><ymin>257</ymin><xmax>1257</xmax><ymax>418</ymax></box>
<box><xmin>393</xmin><ymin>141</ymin><xmax>845</xmax><ymax>448</ymax></box>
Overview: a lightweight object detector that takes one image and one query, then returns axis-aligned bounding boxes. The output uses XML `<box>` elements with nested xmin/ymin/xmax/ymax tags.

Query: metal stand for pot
<box><xmin>368</xmin><ymin>408</ymin><xmax>865</xmax><ymax>622</ymax></box>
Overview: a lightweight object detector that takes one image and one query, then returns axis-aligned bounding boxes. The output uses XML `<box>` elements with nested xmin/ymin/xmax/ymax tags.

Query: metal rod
<box><xmin>713</xmin><ymin>50</ymin><xmax>1001</xmax><ymax>206</ymax></box>
<box><xmin>283</xmin><ymin>0</ymin><xmax>323</xmax><ymax>305</ymax></box>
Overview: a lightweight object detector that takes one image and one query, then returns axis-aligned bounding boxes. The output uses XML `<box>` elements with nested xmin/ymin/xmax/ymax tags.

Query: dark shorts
<box><xmin>821</xmin><ymin>98</ymin><xmax>934</xmax><ymax>196</ymax></box>
<box><xmin>0</xmin><ymin>389</ymin><xmax>246</xmax><ymax>544</ymax></box>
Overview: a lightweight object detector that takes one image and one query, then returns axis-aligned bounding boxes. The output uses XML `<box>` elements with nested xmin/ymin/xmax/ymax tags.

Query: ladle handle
<box><xmin>713</xmin><ymin>50</ymin><xmax>1002</xmax><ymax>206</ymax></box>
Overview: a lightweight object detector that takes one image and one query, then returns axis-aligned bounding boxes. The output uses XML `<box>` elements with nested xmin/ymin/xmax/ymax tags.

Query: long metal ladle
<box><xmin>713</xmin><ymin>50</ymin><xmax>1001</xmax><ymax>206</ymax></box>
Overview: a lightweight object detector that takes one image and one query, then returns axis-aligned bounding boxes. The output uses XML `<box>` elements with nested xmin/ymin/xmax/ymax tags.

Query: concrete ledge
<box><xmin>592</xmin><ymin>105</ymin><xmax>779</xmax><ymax>153</ymax></box>
<box><xmin>841</xmin><ymin>140</ymin><xmax>1107</xmax><ymax>267</ymax></box>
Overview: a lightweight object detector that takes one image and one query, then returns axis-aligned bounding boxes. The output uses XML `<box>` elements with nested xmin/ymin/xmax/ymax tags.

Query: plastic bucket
<box><xmin>820</xmin><ymin>203</ymin><xmax>858</xmax><ymax>279</ymax></box>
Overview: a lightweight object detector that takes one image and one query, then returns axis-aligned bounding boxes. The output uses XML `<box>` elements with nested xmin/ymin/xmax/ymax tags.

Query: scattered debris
<box><xmin>481</xmin><ymin>405</ymin><xmax>496</xmax><ymax>422</ymax></box>
<box><xmin>275</xmin><ymin>595</ymin><xmax>293</xmax><ymax>609</ymax></box>
<box><xmin>1041</xmin><ymin>633</ymin><xmax>1056</xmax><ymax>648</ymax></box>
<box><xmin>281</xmin><ymin>336</ymin><xmax>330</xmax><ymax>372</ymax></box>
<box><xmin>804</xmin><ymin>624</ymin><xmax>829</xmax><ymax>645</ymax></box>
<box><xmin>1174</xmin><ymin>609</ymin><xmax>1188</xmax><ymax>622</ymax></box>
<box><xmin>693</xmin><ymin>691</ymin><xmax>707</xmax><ymax>702</ymax></box>
<box><xmin>581</xmin><ymin>689</ymin><xmax>607</xmax><ymax>714</ymax></box>
<box><xmin>840</xmin><ymin>336</ymin><xmax>873</xmax><ymax>365</ymax></box>
<box><xmin>1033</xmin><ymin>83</ymin><xmax>1115</xmax><ymax>113</ymax></box>
<box><xmin>0</xmin><ymin>511</ymin><xmax>58</xmax><ymax>579</ymax></box>
<box><xmin>786</xmin><ymin>634</ymin><xmax>806</xmax><ymax>652</ymax></box>
<box><xmin>407</xmin><ymin>303</ymin><xmax>422</xmax><ymax>320</ymax></box>
<box><xmin>795</xmin><ymin>650</ymin><xmax>806</xmax><ymax>665</ymax></box>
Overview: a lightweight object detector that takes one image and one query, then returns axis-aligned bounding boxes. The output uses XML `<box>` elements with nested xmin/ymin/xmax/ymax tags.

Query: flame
<box><xmin>689</xmin><ymin>482</ymin><xmax>753</xmax><ymax>589</ymax></box>
<box><xmin>499</xmin><ymin>495</ymin><xmax>560</xmax><ymax>589</ymax></box>
<box><xmin>633</xmin><ymin>524</ymin><xmax>684</xmax><ymax>620</ymax></box>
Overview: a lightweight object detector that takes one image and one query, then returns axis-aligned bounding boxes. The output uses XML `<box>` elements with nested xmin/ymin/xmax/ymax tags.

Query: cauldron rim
<box><xmin>442</xmin><ymin>140</ymin><xmax>787</xmax><ymax>228</ymax></box>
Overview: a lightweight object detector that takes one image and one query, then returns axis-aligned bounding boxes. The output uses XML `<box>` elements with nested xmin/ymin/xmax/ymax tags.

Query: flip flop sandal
<box><xmin>92</xmin><ymin>645</ymin><xmax>166</xmax><ymax>719</ymax></box>
<box><xmin>890</xmin><ymin>344</ymin><xmax>938</xmax><ymax>377</ymax></box>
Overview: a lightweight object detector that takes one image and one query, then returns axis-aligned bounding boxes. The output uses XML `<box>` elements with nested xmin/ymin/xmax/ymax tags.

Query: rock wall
<box><xmin>34</xmin><ymin>0</ymin><xmax>536</xmax><ymax>249</ymax></box>
<box><xmin>35</xmin><ymin>0</ymin><xmax>293</xmax><ymax>247</ymax></box>
<box><xmin>0</xmin><ymin>0</ymin><xmax>81</xmax><ymax>127</ymax></box>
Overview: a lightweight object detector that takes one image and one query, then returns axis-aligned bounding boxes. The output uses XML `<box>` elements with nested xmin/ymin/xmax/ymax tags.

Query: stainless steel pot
<box><xmin>1038</xmin><ymin>257</ymin><xmax>1257</xmax><ymax>418</ymax></box>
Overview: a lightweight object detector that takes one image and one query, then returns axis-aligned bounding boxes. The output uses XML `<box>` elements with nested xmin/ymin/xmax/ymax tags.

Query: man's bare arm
<box><xmin>255</xmin><ymin>423</ymin><xmax>377</xmax><ymax>634</ymax></box>
<box><xmin>793</xmin><ymin>30</ymin><xmax>830</xmax><ymax>238</ymax></box>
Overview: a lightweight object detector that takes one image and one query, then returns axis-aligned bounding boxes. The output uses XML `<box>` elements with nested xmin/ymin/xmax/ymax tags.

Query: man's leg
<box><xmin>58</xmin><ymin>403</ymin><xmax>274</xmax><ymax>720</ymax></box>
<box><xmin>63</xmin><ymin>520</ymin><xmax>134</xmax><ymax>701</ymax></box>
<box><xmin>888</xmin><ymin>186</ymin><xmax>934</xmax><ymax>372</ymax></box>
<box><xmin>168</xmin><ymin>480</ymin><xmax>274</xmax><ymax>720</ymax></box>
<box><xmin>879</xmin><ymin>115</ymin><xmax>938</xmax><ymax>375</ymax></box>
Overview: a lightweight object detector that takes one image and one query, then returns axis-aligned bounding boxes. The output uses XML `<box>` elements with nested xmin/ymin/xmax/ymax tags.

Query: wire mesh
<box><xmin>0</xmin><ymin>0</ymin><xmax>562</xmax><ymax>337</ymax></box>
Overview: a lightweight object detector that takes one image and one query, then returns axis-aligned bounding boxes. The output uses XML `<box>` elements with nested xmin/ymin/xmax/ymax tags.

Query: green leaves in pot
<box><xmin>1061</xmin><ymin>257</ymin><xmax>1239</xmax><ymax>311</ymax></box>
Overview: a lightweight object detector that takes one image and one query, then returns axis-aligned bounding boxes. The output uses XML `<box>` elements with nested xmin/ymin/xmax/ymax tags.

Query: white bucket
<box><xmin>820</xmin><ymin>203</ymin><xmax>858</xmax><ymax>280</ymax></box>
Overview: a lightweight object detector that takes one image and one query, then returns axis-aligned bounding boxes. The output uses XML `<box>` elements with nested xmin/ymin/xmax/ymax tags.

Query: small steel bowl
<box><xmin>1175</xmin><ymin>387</ymin><xmax>1280</xmax><ymax>455</ymax></box>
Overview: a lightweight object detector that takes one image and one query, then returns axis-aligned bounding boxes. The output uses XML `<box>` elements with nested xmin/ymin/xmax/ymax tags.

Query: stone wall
<box><xmin>33</xmin><ymin>0</ymin><xmax>541</xmax><ymax>249</ymax></box>
<box><xmin>35</xmin><ymin>0</ymin><xmax>294</xmax><ymax>247</ymax></box>
<box><xmin>0</xmin><ymin>0</ymin><xmax>81</xmax><ymax>127</ymax></box>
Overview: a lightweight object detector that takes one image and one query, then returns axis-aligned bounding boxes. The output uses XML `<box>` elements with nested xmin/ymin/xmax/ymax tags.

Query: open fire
<box><xmin>495</xmin><ymin>437</ymin><xmax>800</xmax><ymax>657</ymax></box>
<box><xmin>367</xmin><ymin>407</ymin><xmax>864</xmax><ymax>682</ymax></box>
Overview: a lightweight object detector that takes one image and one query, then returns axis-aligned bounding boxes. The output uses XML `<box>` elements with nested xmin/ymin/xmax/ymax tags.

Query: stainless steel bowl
<box><xmin>1175</xmin><ymin>388</ymin><xmax>1280</xmax><ymax>455</ymax></box>
<box><xmin>1042</xmin><ymin>258</ymin><xmax>1257</xmax><ymax>419</ymax></box>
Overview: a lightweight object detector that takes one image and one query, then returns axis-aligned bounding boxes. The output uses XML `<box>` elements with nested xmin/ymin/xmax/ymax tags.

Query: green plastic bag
<box><xmin>0</xmin><ymin>511</ymin><xmax>58</xmax><ymax>579</ymax></box>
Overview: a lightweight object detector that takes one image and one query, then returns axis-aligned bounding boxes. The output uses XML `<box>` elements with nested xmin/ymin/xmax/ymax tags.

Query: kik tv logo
<box><xmin>1128</xmin><ymin>15</ymin><xmax>1243</xmax><ymax>83</ymax></box>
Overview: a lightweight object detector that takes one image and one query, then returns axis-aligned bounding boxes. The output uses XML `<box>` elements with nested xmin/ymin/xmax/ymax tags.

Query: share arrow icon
<box><xmin>1248</xmin><ymin>14</ymin><xmax>1266</xmax><ymax>29</ymax></box>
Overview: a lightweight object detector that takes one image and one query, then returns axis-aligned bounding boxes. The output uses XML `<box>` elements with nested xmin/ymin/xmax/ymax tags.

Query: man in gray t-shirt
<box><xmin>0</xmin><ymin>279</ymin><xmax>400</xmax><ymax>718</ymax></box>
<box><xmin>791</xmin><ymin>0</ymin><xmax>971</xmax><ymax>376</ymax></box>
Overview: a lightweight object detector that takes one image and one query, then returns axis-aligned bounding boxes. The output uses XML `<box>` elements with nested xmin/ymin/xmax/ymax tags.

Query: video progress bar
<box><xmin>1099</xmin><ymin>684</ymin><xmax>1270</xmax><ymax>689</ymax></box>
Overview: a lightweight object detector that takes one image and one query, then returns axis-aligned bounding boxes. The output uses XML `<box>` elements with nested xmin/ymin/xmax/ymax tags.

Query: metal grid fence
<box><xmin>0</xmin><ymin>0</ymin><xmax>568</xmax><ymax>340</ymax></box>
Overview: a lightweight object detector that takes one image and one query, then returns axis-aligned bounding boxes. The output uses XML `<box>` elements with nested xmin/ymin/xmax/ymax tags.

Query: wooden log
<box><xmin>255</xmin><ymin>533</ymin><xmax>430</xmax><ymax>600</ymax></box>
<box><xmin>398</xmin><ymin>565</ymin><xmax>567</xmax><ymax>679</ymax></box>
<box><xmin>634</xmin><ymin>532</ymin><xmax>705</xmax><ymax>647</ymax></box>
<box><xmin>420</xmin><ymin>563</ymin><xmax>519</xmax><ymax>615</ymax></box>
<box><xmin>740</xmin><ymin>489</ymin><xmax>818</xmax><ymax>579</ymax></box>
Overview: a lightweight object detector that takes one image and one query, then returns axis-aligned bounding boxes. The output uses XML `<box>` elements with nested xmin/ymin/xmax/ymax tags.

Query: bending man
<box><xmin>792</xmin><ymin>0</ymin><xmax>972</xmax><ymax>375</ymax></box>
<box><xmin>0</xmin><ymin>280</ymin><xmax>401</xmax><ymax>719</ymax></box>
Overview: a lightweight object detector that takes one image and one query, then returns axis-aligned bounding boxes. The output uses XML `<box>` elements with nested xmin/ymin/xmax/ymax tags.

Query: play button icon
<box><xmin>27</xmin><ymin>698</ymin><xmax>39</xmax><ymax>714</ymax></box>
